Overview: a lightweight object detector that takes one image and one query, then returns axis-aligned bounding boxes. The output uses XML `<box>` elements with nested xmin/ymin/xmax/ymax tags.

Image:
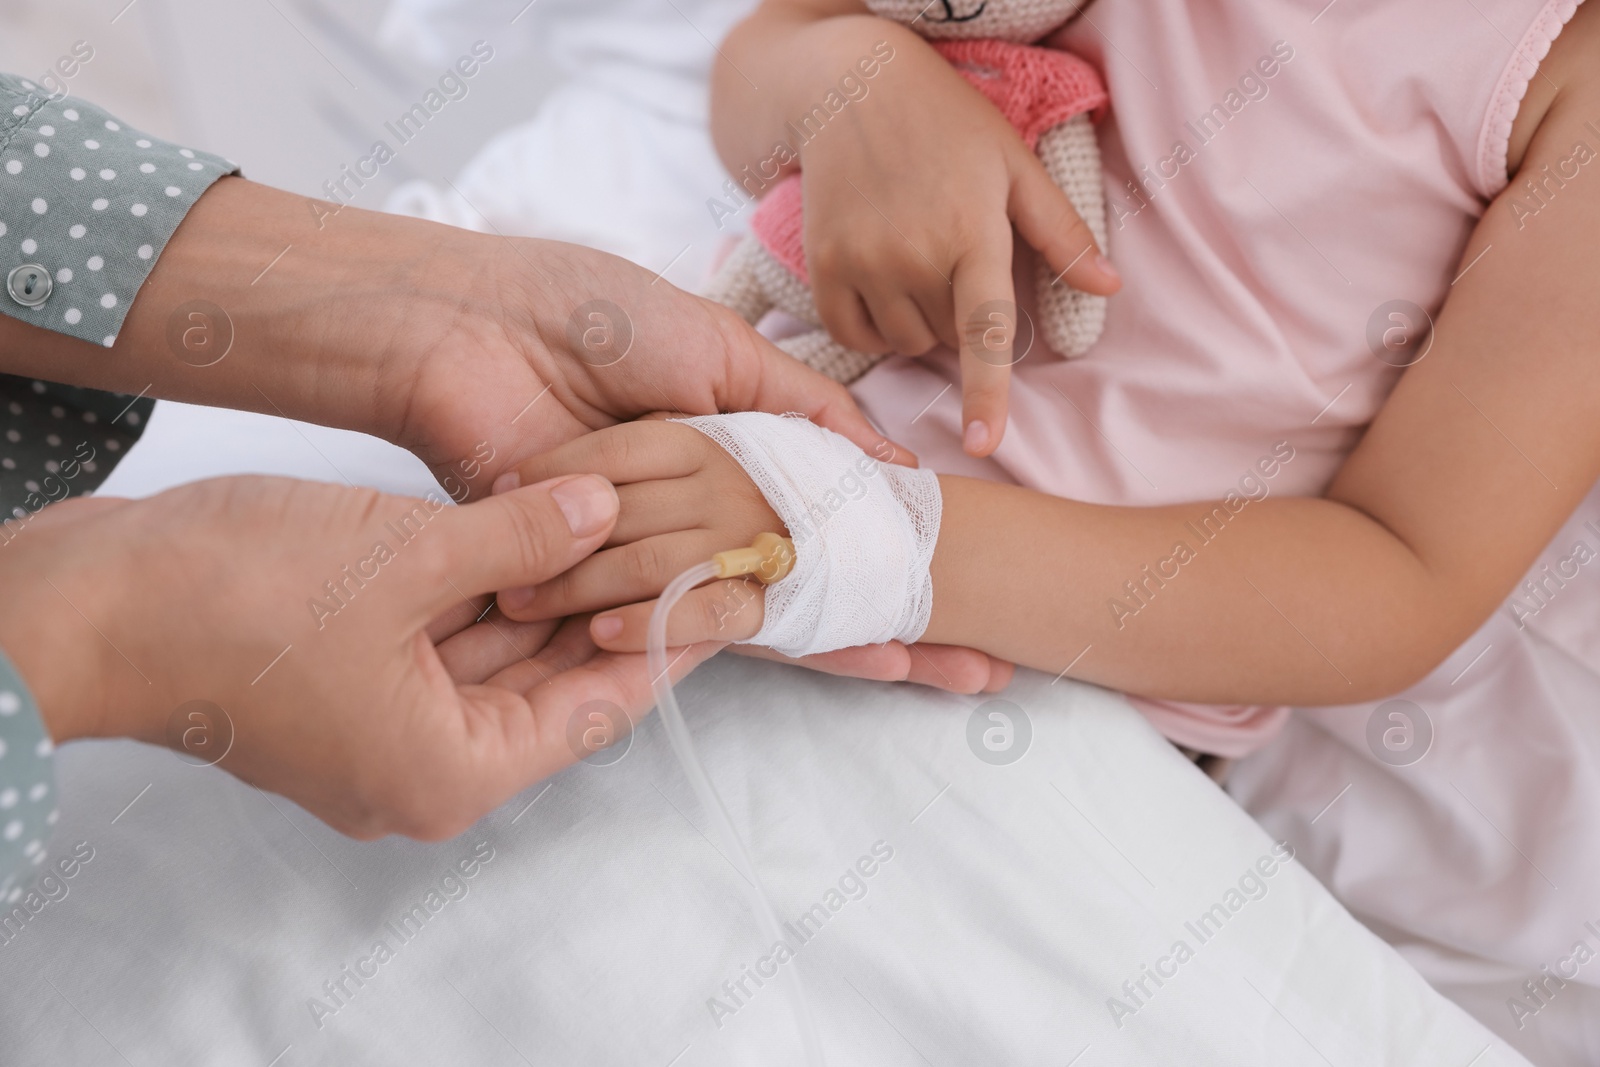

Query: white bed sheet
<box><xmin>378</xmin><ymin>0</ymin><xmax>756</xmax><ymax>290</ymax></box>
<box><xmin>1229</xmin><ymin>605</ymin><xmax>1600</xmax><ymax>1067</ymax></box>
<box><xmin>0</xmin><ymin>398</ymin><xmax>1524</xmax><ymax>1062</ymax></box>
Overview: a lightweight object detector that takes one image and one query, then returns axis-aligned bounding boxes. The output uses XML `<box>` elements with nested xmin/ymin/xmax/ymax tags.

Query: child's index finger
<box><xmin>953</xmin><ymin>240</ymin><xmax>1019</xmax><ymax>457</ymax></box>
<box><xmin>505</xmin><ymin>420</ymin><xmax>704</xmax><ymax>491</ymax></box>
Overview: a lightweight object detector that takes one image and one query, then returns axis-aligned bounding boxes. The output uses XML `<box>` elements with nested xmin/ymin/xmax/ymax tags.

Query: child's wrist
<box><xmin>673</xmin><ymin>412</ymin><xmax>941</xmax><ymax>657</ymax></box>
<box><xmin>754</xmin><ymin>17</ymin><xmax>921</xmax><ymax>158</ymax></box>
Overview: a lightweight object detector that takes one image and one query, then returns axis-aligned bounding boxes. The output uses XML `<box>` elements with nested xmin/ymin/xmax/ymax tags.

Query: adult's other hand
<box><xmin>0</xmin><ymin>473</ymin><xmax>708</xmax><ymax>840</ymax></box>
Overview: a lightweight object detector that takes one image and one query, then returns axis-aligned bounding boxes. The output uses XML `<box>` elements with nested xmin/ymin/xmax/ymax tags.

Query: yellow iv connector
<box><xmin>711</xmin><ymin>532</ymin><xmax>795</xmax><ymax>585</ymax></box>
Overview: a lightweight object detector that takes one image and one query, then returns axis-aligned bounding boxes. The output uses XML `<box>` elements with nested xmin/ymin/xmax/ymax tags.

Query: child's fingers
<box><xmin>814</xmin><ymin>279</ymin><xmax>892</xmax><ymax>356</ymax></box>
<box><xmin>494</xmin><ymin>462</ymin><xmax>705</xmax><ymax>609</ymax></box>
<box><xmin>608</xmin><ymin>480</ymin><xmax>706</xmax><ymax>546</ymax></box>
<box><xmin>425</xmin><ymin>592</ymin><xmax>495</xmax><ymax>645</ymax></box>
<box><xmin>497</xmin><ymin>421</ymin><xmax>703</xmax><ymax>494</ymax></box>
<box><xmin>952</xmin><ymin>237</ymin><xmax>1018</xmax><ymax>457</ymax></box>
<box><xmin>1009</xmin><ymin>152</ymin><xmax>1121</xmax><ymax>297</ymax></box>
<box><xmin>436</xmin><ymin>612</ymin><xmax>564</xmax><ymax>685</ymax></box>
<box><xmin>861</xmin><ymin>289</ymin><xmax>940</xmax><ymax>356</ymax></box>
<box><xmin>910</xmin><ymin>278</ymin><xmax>960</xmax><ymax>352</ymax></box>
<box><xmin>590</xmin><ymin>578</ymin><xmax>766</xmax><ymax>648</ymax></box>
<box><xmin>498</xmin><ymin>529</ymin><xmax>728</xmax><ymax>621</ymax></box>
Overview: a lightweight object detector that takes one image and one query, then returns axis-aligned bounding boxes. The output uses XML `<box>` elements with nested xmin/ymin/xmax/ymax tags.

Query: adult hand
<box><xmin>0</xmin><ymin>473</ymin><xmax>709</xmax><ymax>839</ymax></box>
<box><xmin>0</xmin><ymin>178</ymin><xmax>905</xmax><ymax>501</ymax></box>
<box><xmin>730</xmin><ymin>642</ymin><xmax>1014</xmax><ymax>696</ymax></box>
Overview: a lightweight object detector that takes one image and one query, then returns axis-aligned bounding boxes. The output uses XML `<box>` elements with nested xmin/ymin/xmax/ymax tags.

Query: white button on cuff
<box><xmin>6</xmin><ymin>264</ymin><xmax>52</xmax><ymax>308</ymax></box>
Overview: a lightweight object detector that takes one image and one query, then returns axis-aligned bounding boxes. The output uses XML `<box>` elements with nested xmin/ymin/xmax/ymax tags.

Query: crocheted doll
<box><xmin>703</xmin><ymin>0</ymin><xmax>1109</xmax><ymax>385</ymax></box>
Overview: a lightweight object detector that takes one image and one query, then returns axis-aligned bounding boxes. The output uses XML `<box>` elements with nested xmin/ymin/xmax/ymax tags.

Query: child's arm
<box><xmin>909</xmin><ymin>10</ymin><xmax>1600</xmax><ymax>704</ymax></box>
<box><xmin>501</xmin><ymin>8</ymin><xmax>1600</xmax><ymax>707</ymax></box>
<box><xmin>711</xmin><ymin>0</ymin><xmax>1120</xmax><ymax>455</ymax></box>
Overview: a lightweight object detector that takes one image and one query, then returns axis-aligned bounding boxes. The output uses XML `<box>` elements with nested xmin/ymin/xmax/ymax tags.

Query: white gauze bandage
<box><xmin>673</xmin><ymin>412</ymin><xmax>942</xmax><ymax>658</ymax></box>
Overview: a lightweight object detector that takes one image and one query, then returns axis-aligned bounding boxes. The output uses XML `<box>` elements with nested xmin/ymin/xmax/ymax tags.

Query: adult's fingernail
<box><xmin>500</xmin><ymin>586</ymin><xmax>536</xmax><ymax>613</ymax></box>
<box><xmin>592</xmin><ymin>614</ymin><xmax>623</xmax><ymax>641</ymax></box>
<box><xmin>548</xmin><ymin>474</ymin><xmax>617</xmax><ymax>537</ymax></box>
<box><xmin>1095</xmin><ymin>253</ymin><xmax>1121</xmax><ymax>284</ymax></box>
<box><xmin>491</xmin><ymin>470</ymin><xmax>520</xmax><ymax>495</ymax></box>
<box><xmin>964</xmin><ymin>420</ymin><xmax>990</xmax><ymax>453</ymax></box>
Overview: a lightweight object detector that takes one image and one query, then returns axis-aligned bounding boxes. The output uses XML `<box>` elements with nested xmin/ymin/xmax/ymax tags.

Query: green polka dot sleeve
<box><xmin>0</xmin><ymin>71</ymin><xmax>238</xmax><ymax>346</ymax></box>
<box><xmin>0</xmin><ymin>648</ymin><xmax>55</xmax><ymax>902</ymax></box>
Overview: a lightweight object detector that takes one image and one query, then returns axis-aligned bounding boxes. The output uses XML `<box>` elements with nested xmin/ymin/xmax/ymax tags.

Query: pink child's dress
<box><xmin>847</xmin><ymin>0</ymin><xmax>1600</xmax><ymax>1060</ymax></box>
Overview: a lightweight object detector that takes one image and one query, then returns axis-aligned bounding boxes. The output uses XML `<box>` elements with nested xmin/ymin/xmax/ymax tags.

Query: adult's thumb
<box><xmin>421</xmin><ymin>474</ymin><xmax>618</xmax><ymax>614</ymax></box>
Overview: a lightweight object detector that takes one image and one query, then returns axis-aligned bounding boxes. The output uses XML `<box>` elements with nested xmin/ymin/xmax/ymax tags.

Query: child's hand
<box><xmin>493</xmin><ymin>418</ymin><xmax>784</xmax><ymax>640</ymax></box>
<box><xmin>493</xmin><ymin>418</ymin><xmax>1013</xmax><ymax>693</ymax></box>
<box><xmin>793</xmin><ymin>23</ymin><xmax>1120</xmax><ymax>454</ymax></box>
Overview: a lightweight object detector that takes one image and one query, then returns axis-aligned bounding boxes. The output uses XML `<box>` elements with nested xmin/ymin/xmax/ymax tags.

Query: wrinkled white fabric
<box><xmin>379</xmin><ymin>0</ymin><xmax>752</xmax><ymax>290</ymax></box>
<box><xmin>673</xmin><ymin>412</ymin><xmax>941</xmax><ymax>658</ymax></box>
<box><xmin>0</xmin><ymin>633</ymin><xmax>1521</xmax><ymax>1065</ymax></box>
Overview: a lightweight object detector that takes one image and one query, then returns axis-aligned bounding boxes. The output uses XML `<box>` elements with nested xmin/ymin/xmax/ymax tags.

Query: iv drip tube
<box><xmin>647</xmin><ymin>551</ymin><xmax>824</xmax><ymax>1067</ymax></box>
